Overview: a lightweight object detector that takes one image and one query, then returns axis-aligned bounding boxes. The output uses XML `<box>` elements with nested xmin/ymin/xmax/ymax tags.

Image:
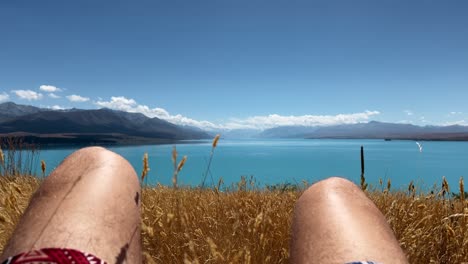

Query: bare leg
<box><xmin>1</xmin><ymin>147</ymin><xmax>141</xmax><ymax>263</ymax></box>
<box><xmin>290</xmin><ymin>177</ymin><xmax>407</xmax><ymax>264</ymax></box>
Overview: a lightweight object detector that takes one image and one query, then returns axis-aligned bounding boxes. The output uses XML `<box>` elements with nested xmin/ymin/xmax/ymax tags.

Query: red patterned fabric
<box><xmin>2</xmin><ymin>248</ymin><xmax>106</xmax><ymax>264</ymax></box>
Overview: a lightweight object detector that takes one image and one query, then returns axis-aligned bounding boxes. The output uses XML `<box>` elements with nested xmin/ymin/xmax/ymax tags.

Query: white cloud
<box><xmin>450</xmin><ymin>111</ymin><xmax>462</xmax><ymax>115</ymax></box>
<box><xmin>419</xmin><ymin>116</ymin><xmax>429</xmax><ymax>123</ymax></box>
<box><xmin>0</xmin><ymin>92</ymin><xmax>9</xmax><ymax>102</ymax></box>
<box><xmin>50</xmin><ymin>105</ymin><xmax>66</xmax><ymax>110</ymax></box>
<box><xmin>49</xmin><ymin>93</ymin><xmax>60</xmax><ymax>99</ymax></box>
<box><xmin>95</xmin><ymin>96</ymin><xmax>380</xmax><ymax>131</ymax></box>
<box><xmin>12</xmin><ymin>90</ymin><xmax>43</xmax><ymax>101</ymax></box>
<box><xmin>40</xmin><ymin>85</ymin><xmax>62</xmax><ymax>92</ymax></box>
<box><xmin>442</xmin><ymin>120</ymin><xmax>468</xmax><ymax>126</ymax></box>
<box><xmin>96</xmin><ymin>96</ymin><xmax>136</xmax><ymax>109</ymax></box>
<box><xmin>223</xmin><ymin>111</ymin><xmax>381</xmax><ymax>130</ymax></box>
<box><xmin>95</xmin><ymin>96</ymin><xmax>221</xmax><ymax>130</ymax></box>
<box><xmin>66</xmin><ymin>94</ymin><xmax>90</xmax><ymax>102</ymax></box>
<box><xmin>404</xmin><ymin>110</ymin><xmax>413</xmax><ymax>116</ymax></box>
<box><xmin>397</xmin><ymin>120</ymin><xmax>411</xmax><ymax>124</ymax></box>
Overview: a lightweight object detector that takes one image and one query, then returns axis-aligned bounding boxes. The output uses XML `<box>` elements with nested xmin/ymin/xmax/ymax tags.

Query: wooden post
<box><xmin>360</xmin><ymin>145</ymin><xmax>367</xmax><ymax>191</ymax></box>
<box><xmin>361</xmin><ymin>145</ymin><xmax>365</xmax><ymax>175</ymax></box>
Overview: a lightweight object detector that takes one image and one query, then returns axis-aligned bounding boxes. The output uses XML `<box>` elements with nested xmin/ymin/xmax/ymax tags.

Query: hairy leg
<box><xmin>290</xmin><ymin>177</ymin><xmax>407</xmax><ymax>264</ymax></box>
<box><xmin>1</xmin><ymin>147</ymin><xmax>141</xmax><ymax>263</ymax></box>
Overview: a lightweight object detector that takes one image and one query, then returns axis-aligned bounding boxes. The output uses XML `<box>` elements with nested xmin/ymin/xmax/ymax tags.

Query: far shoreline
<box><xmin>0</xmin><ymin>133</ymin><xmax>211</xmax><ymax>150</ymax></box>
<box><xmin>305</xmin><ymin>135</ymin><xmax>468</xmax><ymax>142</ymax></box>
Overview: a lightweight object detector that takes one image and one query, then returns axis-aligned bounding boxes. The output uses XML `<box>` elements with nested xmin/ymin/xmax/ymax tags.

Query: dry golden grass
<box><xmin>141</xmin><ymin>186</ymin><xmax>296</xmax><ymax>263</ymax></box>
<box><xmin>0</xmin><ymin>176</ymin><xmax>467</xmax><ymax>263</ymax></box>
<box><xmin>0</xmin><ymin>176</ymin><xmax>41</xmax><ymax>249</ymax></box>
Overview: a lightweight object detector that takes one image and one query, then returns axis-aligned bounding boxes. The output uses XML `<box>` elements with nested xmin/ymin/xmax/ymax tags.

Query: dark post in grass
<box><xmin>360</xmin><ymin>145</ymin><xmax>367</xmax><ymax>191</ymax></box>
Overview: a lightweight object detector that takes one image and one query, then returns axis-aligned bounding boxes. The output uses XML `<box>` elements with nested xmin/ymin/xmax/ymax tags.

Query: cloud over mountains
<box><xmin>1</xmin><ymin>85</ymin><xmax>382</xmax><ymax>131</ymax></box>
<box><xmin>0</xmin><ymin>92</ymin><xmax>9</xmax><ymax>102</ymax></box>
<box><xmin>95</xmin><ymin>96</ymin><xmax>221</xmax><ymax>130</ymax></box>
<box><xmin>224</xmin><ymin>111</ymin><xmax>380</xmax><ymax>130</ymax></box>
<box><xmin>95</xmin><ymin>96</ymin><xmax>380</xmax><ymax>131</ymax></box>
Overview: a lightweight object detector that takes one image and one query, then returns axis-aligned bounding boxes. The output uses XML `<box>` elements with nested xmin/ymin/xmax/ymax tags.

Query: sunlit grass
<box><xmin>1</xmin><ymin>176</ymin><xmax>467</xmax><ymax>263</ymax></box>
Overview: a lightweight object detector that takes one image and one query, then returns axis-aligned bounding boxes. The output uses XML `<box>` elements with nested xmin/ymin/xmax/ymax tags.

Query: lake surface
<box><xmin>32</xmin><ymin>139</ymin><xmax>468</xmax><ymax>192</ymax></box>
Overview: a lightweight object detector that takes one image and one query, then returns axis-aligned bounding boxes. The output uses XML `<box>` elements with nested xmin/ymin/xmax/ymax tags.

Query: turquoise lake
<box><xmin>32</xmin><ymin>139</ymin><xmax>468</xmax><ymax>191</ymax></box>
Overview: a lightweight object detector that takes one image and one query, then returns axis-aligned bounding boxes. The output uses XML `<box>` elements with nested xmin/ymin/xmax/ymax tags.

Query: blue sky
<box><xmin>1</xmin><ymin>0</ymin><xmax>467</xmax><ymax>130</ymax></box>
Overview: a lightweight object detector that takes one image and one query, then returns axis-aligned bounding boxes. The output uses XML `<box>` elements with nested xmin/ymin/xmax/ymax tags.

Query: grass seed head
<box><xmin>141</xmin><ymin>153</ymin><xmax>150</xmax><ymax>181</ymax></box>
<box><xmin>360</xmin><ymin>173</ymin><xmax>367</xmax><ymax>191</ymax></box>
<box><xmin>172</xmin><ymin>146</ymin><xmax>178</xmax><ymax>165</ymax></box>
<box><xmin>212</xmin><ymin>134</ymin><xmax>221</xmax><ymax>148</ymax></box>
<box><xmin>442</xmin><ymin>176</ymin><xmax>450</xmax><ymax>195</ymax></box>
<box><xmin>0</xmin><ymin>148</ymin><xmax>4</xmax><ymax>165</ymax></box>
<box><xmin>460</xmin><ymin>176</ymin><xmax>465</xmax><ymax>202</ymax></box>
<box><xmin>40</xmin><ymin>160</ymin><xmax>46</xmax><ymax>176</ymax></box>
<box><xmin>177</xmin><ymin>156</ymin><xmax>187</xmax><ymax>172</ymax></box>
<box><xmin>408</xmin><ymin>181</ymin><xmax>415</xmax><ymax>197</ymax></box>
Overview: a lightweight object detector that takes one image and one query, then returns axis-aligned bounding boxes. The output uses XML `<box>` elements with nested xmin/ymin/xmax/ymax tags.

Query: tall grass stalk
<box><xmin>141</xmin><ymin>153</ymin><xmax>150</xmax><ymax>186</ymax></box>
<box><xmin>201</xmin><ymin>134</ymin><xmax>220</xmax><ymax>188</ymax></box>
<box><xmin>0</xmin><ymin>148</ymin><xmax>4</xmax><ymax>176</ymax></box>
<box><xmin>40</xmin><ymin>160</ymin><xmax>46</xmax><ymax>178</ymax></box>
<box><xmin>0</xmin><ymin>137</ymin><xmax>40</xmax><ymax>177</ymax></box>
<box><xmin>460</xmin><ymin>177</ymin><xmax>465</xmax><ymax>202</ymax></box>
<box><xmin>171</xmin><ymin>146</ymin><xmax>187</xmax><ymax>189</ymax></box>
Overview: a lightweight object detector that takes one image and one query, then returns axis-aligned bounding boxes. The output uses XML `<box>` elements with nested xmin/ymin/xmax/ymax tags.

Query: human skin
<box><xmin>1</xmin><ymin>147</ymin><xmax>142</xmax><ymax>264</ymax></box>
<box><xmin>290</xmin><ymin>177</ymin><xmax>408</xmax><ymax>264</ymax></box>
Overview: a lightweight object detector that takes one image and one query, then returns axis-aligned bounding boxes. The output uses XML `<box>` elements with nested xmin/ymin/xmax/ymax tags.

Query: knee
<box><xmin>71</xmin><ymin>146</ymin><xmax>129</xmax><ymax>166</ymax></box>
<box><xmin>74</xmin><ymin>146</ymin><xmax>115</xmax><ymax>159</ymax></box>
<box><xmin>54</xmin><ymin>146</ymin><xmax>138</xmax><ymax>183</ymax></box>
<box><xmin>297</xmin><ymin>177</ymin><xmax>359</xmax><ymax>205</ymax></box>
<box><xmin>77</xmin><ymin>146</ymin><xmax>135</xmax><ymax>170</ymax></box>
<box><xmin>308</xmin><ymin>176</ymin><xmax>357</xmax><ymax>193</ymax></box>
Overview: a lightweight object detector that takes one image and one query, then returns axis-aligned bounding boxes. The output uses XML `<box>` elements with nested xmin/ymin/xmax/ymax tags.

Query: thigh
<box><xmin>290</xmin><ymin>177</ymin><xmax>408</xmax><ymax>264</ymax></box>
<box><xmin>1</xmin><ymin>147</ymin><xmax>142</xmax><ymax>264</ymax></box>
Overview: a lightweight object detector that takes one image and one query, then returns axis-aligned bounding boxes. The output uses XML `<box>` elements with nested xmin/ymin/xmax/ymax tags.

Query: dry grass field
<box><xmin>1</xmin><ymin>175</ymin><xmax>467</xmax><ymax>263</ymax></box>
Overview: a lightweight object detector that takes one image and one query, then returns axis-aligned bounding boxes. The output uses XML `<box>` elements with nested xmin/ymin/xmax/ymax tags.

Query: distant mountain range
<box><xmin>2</xmin><ymin>102</ymin><xmax>468</xmax><ymax>145</ymax></box>
<box><xmin>0</xmin><ymin>102</ymin><xmax>210</xmax><ymax>145</ymax></box>
<box><xmin>259</xmin><ymin>121</ymin><xmax>468</xmax><ymax>141</ymax></box>
<box><xmin>257</xmin><ymin>126</ymin><xmax>319</xmax><ymax>138</ymax></box>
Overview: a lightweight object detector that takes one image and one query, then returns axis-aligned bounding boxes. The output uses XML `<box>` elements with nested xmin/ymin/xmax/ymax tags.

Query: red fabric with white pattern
<box><xmin>2</xmin><ymin>248</ymin><xmax>106</xmax><ymax>264</ymax></box>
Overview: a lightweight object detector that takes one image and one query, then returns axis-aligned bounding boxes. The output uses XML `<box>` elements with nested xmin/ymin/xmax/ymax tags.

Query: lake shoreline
<box><xmin>0</xmin><ymin>133</ymin><xmax>211</xmax><ymax>149</ymax></box>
